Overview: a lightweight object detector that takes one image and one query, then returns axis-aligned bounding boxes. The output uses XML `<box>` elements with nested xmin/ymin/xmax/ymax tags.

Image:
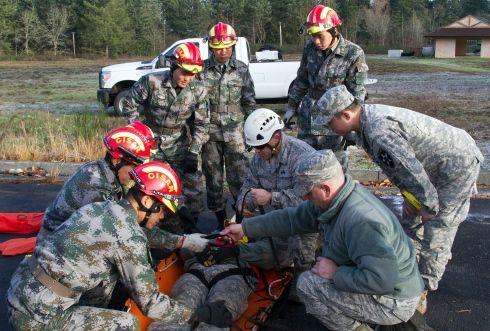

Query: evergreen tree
<box><xmin>80</xmin><ymin>0</ymin><xmax>135</xmax><ymax>56</ymax></box>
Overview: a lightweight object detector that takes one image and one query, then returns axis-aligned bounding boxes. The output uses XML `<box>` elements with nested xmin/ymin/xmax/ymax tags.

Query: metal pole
<box><xmin>163</xmin><ymin>18</ymin><xmax>166</xmax><ymax>48</ymax></box>
<box><xmin>279</xmin><ymin>22</ymin><xmax>283</xmax><ymax>47</ymax></box>
<box><xmin>72</xmin><ymin>32</ymin><xmax>76</xmax><ymax>57</ymax></box>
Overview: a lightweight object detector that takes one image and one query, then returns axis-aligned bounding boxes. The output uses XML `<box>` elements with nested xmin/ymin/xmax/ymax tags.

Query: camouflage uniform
<box><xmin>288</xmin><ymin>35</ymin><xmax>368</xmax><ymax>170</ymax></box>
<box><xmin>38</xmin><ymin>158</ymin><xmax>182</xmax><ymax>251</ymax></box>
<box><xmin>7</xmin><ymin>200</ymin><xmax>193</xmax><ymax>330</ymax></box>
<box><xmin>39</xmin><ymin>159</ymin><xmax>122</xmax><ymax>243</ymax></box>
<box><xmin>122</xmin><ymin>70</ymin><xmax>210</xmax><ymax>218</ymax></box>
<box><xmin>241</xmin><ymin>151</ymin><xmax>424</xmax><ymax>330</ymax></box>
<box><xmin>149</xmin><ymin>257</ymin><xmax>257</xmax><ymax>331</ymax></box>
<box><xmin>237</xmin><ymin>133</ymin><xmax>318</xmax><ymax>271</ymax></box>
<box><xmin>357</xmin><ymin>104</ymin><xmax>483</xmax><ymax>290</ymax></box>
<box><xmin>200</xmin><ymin>55</ymin><xmax>256</xmax><ymax>212</ymax></box>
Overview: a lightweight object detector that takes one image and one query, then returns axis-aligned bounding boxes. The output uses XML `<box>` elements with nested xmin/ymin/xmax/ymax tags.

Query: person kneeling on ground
<box><xmin>7</xmin><ymin>162</ymin><xmax>217</xmax><ymax>330</ymax></box>
<box><xmin>221</xmin><ymin>151</ymin><xmax>424</xmax><ymax>331</ymax></box>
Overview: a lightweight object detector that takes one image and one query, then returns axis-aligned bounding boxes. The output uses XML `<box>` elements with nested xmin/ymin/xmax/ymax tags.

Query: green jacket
<box><xmin>243</xmin><ymin>175</ymin><xmax>424</xmax><ymax>299</ymax></box>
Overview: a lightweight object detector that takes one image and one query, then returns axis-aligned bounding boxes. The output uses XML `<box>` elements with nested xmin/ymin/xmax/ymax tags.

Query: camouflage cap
<box><xmin>295</xmin><ymin>150</ymin><xmax>343</xmax><ymax>197</ymax></box>
<box><xmin>312</xmin><ymin>85</ymin><xmax>355</xmax><ymax>126</ymax></box>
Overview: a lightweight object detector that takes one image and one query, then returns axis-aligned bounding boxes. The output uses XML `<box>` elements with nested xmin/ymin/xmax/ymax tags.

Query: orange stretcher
<box><xmin>126</xmin><ymin>253</ymin><xmax>292</xmax><ymax>330</ymax></box>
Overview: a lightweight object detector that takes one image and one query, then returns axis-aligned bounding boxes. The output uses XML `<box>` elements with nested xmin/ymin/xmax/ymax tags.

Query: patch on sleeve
<box><xmin>378</xmin><ymin>149</ymin><xmax>395</xmax><ymax>168</ymax></box>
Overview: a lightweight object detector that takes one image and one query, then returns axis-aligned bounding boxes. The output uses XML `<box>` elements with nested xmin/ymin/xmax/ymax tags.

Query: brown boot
<box><xmin>416</xmin><ymin>290</ymin><xmax>428</xmax><ymax>315</ymax></box>
<box><xmin>354</xmin><ymin>323</ymin><xmax>374</xmax><ymax>331</ymax></box>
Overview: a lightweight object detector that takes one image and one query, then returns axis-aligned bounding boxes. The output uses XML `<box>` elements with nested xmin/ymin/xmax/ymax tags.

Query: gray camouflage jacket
<box><xmin>122</xmin><ymin>70</ymin><xmax>210</xmax><ymax>154</ymax></box>
<box><xmin>358</xmin><ymin>104</ymin><xmax>484</xmax><ymax>214</ymax></box>
<box><xmin>288</xmin><ymin>35</ymin><xmax>368</xmax><ymax>109</ymax></box>
<box><xmin>8</xmin><ymin>200</ymin><xmax>193</xmax><ymax>325</ymax></box>
<box><xmin>42</xmin><ymin>158</ymin><xmax>122</xmax><ymax>233</ymax></box>
<box><xmin>237</xmin><ymin>133</ymin><xmax>315</xmax><ymax>210</ymax></box>
<box><xmin>201</xmin><ymin>55</ymin><xmax>256</xmax><ymax>142</ymax></box>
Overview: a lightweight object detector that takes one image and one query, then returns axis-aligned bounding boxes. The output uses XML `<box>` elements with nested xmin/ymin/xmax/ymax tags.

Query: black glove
<box><xmin>184</xmin><ymin>152</ymin><xmax>199</xmax><ymax>173</ymax></box>
<box><xmin>196</xmin><ymin>245</ymin><xmax>238</xmax><ymax>267</ymax></box>
<box><xmin>177</xmin><ymin>206</ymin><xmax>199</xmax><ymax>234</ymax></box>
<box><xmin>194</xmin><ymin>300</ymin><xmax>233</xmax><ymax>328</ymax></box>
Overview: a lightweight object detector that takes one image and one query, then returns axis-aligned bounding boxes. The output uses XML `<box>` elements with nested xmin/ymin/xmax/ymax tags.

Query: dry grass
<box><xmin>0</xmin><ymin>111</ymin><xmax>125</xmax><ymax>162</ymax></box>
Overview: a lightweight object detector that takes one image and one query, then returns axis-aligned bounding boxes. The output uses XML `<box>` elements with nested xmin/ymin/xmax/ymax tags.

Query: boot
<box><xmin>215</xmin><ymin>209</ymin><xmax>227</xmax><ymax>231</ymax></box>
<box><xmin>416</xmin><ymin>290</ymin><xmax>428</xmax><ymax>315</ymax></box>
<box><xmin>355</xmin><ymin>323</ymin><xmax>374</xmax><ymax>331</ymax></box>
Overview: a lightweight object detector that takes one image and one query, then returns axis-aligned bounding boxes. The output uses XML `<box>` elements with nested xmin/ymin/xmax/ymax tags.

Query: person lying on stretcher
<box><xmin>147</xmin><ymin>232</ymin><xmax>292</xmax><ymax>330</ymax></box>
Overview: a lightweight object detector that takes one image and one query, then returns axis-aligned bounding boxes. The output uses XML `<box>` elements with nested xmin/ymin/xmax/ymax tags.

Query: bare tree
<box><xmin>20</xmin><ymin>8</ymin><xmax>40</xmax><ymax>55</ymax></box>
<box><xmin>42</xmin><ymin>6</ymin><xmax>70</xmax><ymax>56</ymax></box>
<box><xmin>364</xmin><ymin>0</ymin><xmax>391</xmax><ymax>46</ymax></box>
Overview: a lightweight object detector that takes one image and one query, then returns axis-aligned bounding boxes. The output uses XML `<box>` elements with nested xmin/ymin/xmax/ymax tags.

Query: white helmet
<box><xmin>244</xmin><ymin>108</ymin><xmax>284</xmax><ymax>147</ymax></box>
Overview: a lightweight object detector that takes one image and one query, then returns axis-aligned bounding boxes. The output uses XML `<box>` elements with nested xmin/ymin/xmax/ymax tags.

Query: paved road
<box><xmin>0</xmin><ymin>182</ymin><xmax>489</xmax><ymax>330</ymax></box>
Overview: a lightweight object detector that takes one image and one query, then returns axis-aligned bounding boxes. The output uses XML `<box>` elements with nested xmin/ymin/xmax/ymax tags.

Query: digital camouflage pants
<box><xmin>153</xmin><ymin>140</ymin><xmax>205</xmax><ymax>219</ymax></box>
<box><xmin>401</xmin><ymin>157</ymin><xmax>481</xmax><ymax>291</ymax></box>
<box><xmin>297</xmin><ymin>271</ymin><xmax>419</xmax><ymax>330</ymax></box>
<box><xmin>149</xmin><ymin>260</ymin><xmax>256</xmax><ymax>331</ymax></box>
<box><xmin>201</xmin><ymin>140</ymin><xmax>249</xmax><ymax>212</ymax></box>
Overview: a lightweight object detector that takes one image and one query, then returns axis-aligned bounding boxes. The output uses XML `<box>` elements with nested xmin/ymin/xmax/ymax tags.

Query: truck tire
<box><xmin>113</xmin><ymin>89</ymin><xmax>130</xmax><ymax>117</ymax></box>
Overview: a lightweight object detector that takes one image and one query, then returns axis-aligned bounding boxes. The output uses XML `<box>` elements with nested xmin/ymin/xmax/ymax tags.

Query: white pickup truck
<box><xmin>97</xmin><ymin>37</ymin><xmax>300</xmax><ymax>115</ymax></box>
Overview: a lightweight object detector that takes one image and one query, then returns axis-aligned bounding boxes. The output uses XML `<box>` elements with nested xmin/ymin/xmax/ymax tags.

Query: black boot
<box><xmin>215</xmin><ymin>209</ymin><xmax>227</xmax><ymax>231</ymax></box>
<box><xmin>177</xmin><ymin>206</ymin><xmax>199</xmax><ymax>234</ymax></box>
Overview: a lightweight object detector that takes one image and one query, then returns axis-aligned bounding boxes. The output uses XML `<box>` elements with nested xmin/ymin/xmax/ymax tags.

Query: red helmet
<box><xmin>306</xmin><ymin>5</ymin><xmax>342</xmax><ymax>35</ymax></box>
<box><xmin>172</xmin><ymin>42</ymin><xmax>204</xmax><ymax>74</ymax></box>
<box><xmin>103</xmin><ymin>123</ymin><xmax>155</xmax><ymax>165</ymax></box>
<box><xmin>127</xmin><ymin>121</ymin><xmax>157</xmax><ymax>150</ymax></box>
<box><xmin>129</xmin><ymin>161</ymin><xmax>182</xmax><ymax>213</ymax></box>
<box><xmin>208</xmin><ymin>22</ymin><xmax>237</xmax><ymax>49</ymax></box>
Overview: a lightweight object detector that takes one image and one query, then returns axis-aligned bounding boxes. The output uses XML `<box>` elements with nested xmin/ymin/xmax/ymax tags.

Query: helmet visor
<box><xmin>179</xmin><ymin>63</ymin><xmax>203</xmax><ymax>74</ymax></box>
<box><xmin>161</xmin><ymin>194</ymin><xmax>179</xmax><ymax>213</ymax></box>
<box><xmin>209</xmin><ymin>35</ymin><xmax>237</xmax><ymax>48</ymax></box>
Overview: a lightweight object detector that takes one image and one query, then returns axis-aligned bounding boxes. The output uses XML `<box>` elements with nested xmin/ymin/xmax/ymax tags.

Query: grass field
<box><xmin>0</xmin><ymin>55</ymin><xmax>488</xmax><ymax>162</ymax></box>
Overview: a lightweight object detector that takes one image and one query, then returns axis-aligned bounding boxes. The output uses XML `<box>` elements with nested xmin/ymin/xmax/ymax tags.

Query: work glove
<box><xmin>193</xmin><ymin>300</ymin><xmax>233</xmax><ymax>328</ymax></box>
<box><xmin>283</xmin><ymin>107</ymin><xmax>296</xmax><ymax>127</ymax></box>
<box><xmin>196</xmin><ymin>245</ymin><xmax>239</xmax><ymax>267</ymax></box>
<box><xmin>180</xmin><ymin>233</ymin><xmax>209</xmax><ymax>252</ymax></box>
<box><xmin>177</xmin><ymin>206</ymin><xmax>199</xmax><ymax>234</ymax></box>
<box><xmin>184</xmin><ymin>152</ymin><xmax>199</xmax><ymax>173</ymax></box>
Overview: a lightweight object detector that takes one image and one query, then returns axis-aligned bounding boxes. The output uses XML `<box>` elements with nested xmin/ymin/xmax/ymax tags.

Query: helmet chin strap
<box><xmin>129</xmin><ymin>188</ymin><xmax>161</xmax><ymax>228</ymax></box>
<box><xmin>266</xmin><ymin>133</ymin><xmax>282</xmax><ymax>156</ymax></box>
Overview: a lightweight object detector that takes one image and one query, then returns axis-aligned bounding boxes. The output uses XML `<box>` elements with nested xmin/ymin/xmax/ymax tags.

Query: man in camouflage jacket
<box><xmin>122</xmin><ymin>42</ymin><xmax>210</xmax><ymax>221</ymax></box>
<box><xmin>7</xmin><ymin>162</ymin><xmax>204</xmax><ymax>330</ymax></box>
<box><xmin>284</xmin><ymin>5</ymin><xmax>368</xmax><ymax>171</ymax></box>
<box><xmin>200</xmin><ymin>22</ymin><xmax>256</xmax><ymax>229</ymax></box>
<box><xmin>315</xmin><ymin>85</ymin><xmax>483</xmax><ymax>293</ymax></box>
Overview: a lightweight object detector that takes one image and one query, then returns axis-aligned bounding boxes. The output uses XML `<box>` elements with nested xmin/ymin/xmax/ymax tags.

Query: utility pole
<box><xmin>163</xmin><ymin>18</ymin><xmax>166</xmax><ymax>48</ymax></box>
<box><xmin>279</xmin><ymin>22</ymin><xmax>283</xmax><ymax>47</ymax></box>
<box><xmin>72</xmin><ymin>32</ymin><xmax>76</xmax><ymax>57</ymax></box>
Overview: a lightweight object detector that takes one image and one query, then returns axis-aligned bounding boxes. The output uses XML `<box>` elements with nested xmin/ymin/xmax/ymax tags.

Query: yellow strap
<box><xmin>401</xmin><ymin>190</ymin><xmax>422</xmax><ymax>211</ymax></box>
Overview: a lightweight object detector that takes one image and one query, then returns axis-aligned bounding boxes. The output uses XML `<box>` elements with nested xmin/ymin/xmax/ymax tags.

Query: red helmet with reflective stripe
<box><xmin>103</xmin><ymin>123</ymin><xmax>155</xmax><ymax>165</ymax></box>
<box><xmin>208</xmin><ymin>22</ymin><xmax>237</xmax><ymax>49</ymax></box>
<box><xmin>129</xmin><ymin>161</ymin><xmax>182</xmax><ymax>213</ymax></box>
<box><xmin>172</xmin><ymin>42</ymin><xmax>204</xmax><ymax>74</ymax></box>
<box><xmin>306</xmin><ymin>5</ymin><xmax>342</xmax><ymax>35</ymax></box>
<box><xmin>127</xmin><ymin>121</ymin><xmax>157</xmax><ymax>150</ymax></box>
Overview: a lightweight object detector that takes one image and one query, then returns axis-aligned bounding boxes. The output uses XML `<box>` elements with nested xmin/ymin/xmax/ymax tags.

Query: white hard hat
<box><xmin>244</xmin><ymin>108</ymin><xmax>284</xmax><ymax>147</ymax></box>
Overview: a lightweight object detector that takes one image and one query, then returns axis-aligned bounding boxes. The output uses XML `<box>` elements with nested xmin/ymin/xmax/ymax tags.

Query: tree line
<box><xmin>0</xmin><ymin>0</ymin><xmax>488</xmax><ymax>57</ymax></box>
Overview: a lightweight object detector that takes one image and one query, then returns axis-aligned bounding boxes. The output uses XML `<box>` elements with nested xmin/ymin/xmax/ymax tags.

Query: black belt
<box><xmin>188</xmin><ymin>267</ymin><xmax>257</xmax><ymax>290</ymax></box>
